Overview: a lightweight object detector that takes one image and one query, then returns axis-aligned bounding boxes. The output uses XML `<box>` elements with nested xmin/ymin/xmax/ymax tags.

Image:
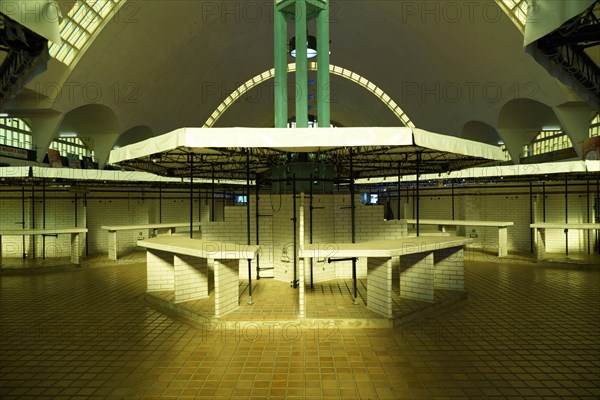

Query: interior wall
<box><xmin>1</xmin><ymin>180</ymin><xmax>597</xmax><ymax>269</ymax></box>
<box><xmin>404</xmin><ymin>180</ymin><xmax>598</xmax><ymax>255</ymax></box>
<box><xmin>0</xmin><ymin>185</ymin><xmax>222</xmax><ymax>260</ymax></box>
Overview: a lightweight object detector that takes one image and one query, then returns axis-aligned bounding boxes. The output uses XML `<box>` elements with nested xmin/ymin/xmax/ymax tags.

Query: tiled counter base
<box><xmin>301</xmin><ymin>236</ymin><xmax>472</xmax><ymax>320</ymax></box>
<box><xmin>139</xmin><ymin>236</ymin><xmax>259</xmax><ymax>317</ymax></box>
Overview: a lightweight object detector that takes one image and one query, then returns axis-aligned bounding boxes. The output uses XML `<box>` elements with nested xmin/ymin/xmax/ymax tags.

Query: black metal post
<box><xmin>416</xmin><ymin>152</ymin><xmax>421</xmax><ymax>237</ymax></box>
<box><xmin>542</xmin><ymin>181</ymin><xmax>546</xmax><ymax>222</ymax></box>
<box><xmin>386</xmin><ymin>188</ymin><xmax>391</xmax><ymax>220</ymax></box>
<box><xmin>74</xmin><ymin>193</ymin><xmax>78</xmax><ymax>227</ymax></box>
<box><xmin>292</xmin><ymin>173</ymin><xmax>298</xmax><ymax>288</ymax></box>
<box><xmin>255</xmin><ymin>175</ymin><xmax>261</xmax><ymax>279</ymax></box>
<box><xmin>211</xmin><ymin>165</ymin><xmax>215</xmax><ymax>222</ymax></box>
<box><xmin>84</xmin><ymin>192</ymin><xmax>88</xmax><ymax>256</ymax></box>
<box><xmin>349</xmin><ymin>149</ymin><xmax>358</xmax><ymax>304</ymax></box>
<box><xmin>21</xmin><ymin>186</ymin><xmax>25</xmax><ymax>259</ymax></box>
<box><xmin>397</xmin><ymin>163</ymin><xmax>401</xmax><ymax>220</ymax></box>
<box><xmin>246</xmin><ymin>150</ymin><xmax>254</xmax><ymax>304</ymax></box>
<box><xmin>42</xmin><ymin>179</ymin><xmax>46</xmax><ymax>260</ymax></box>
<box><xmin>189</xmin><ymin>154</ymin><xmax>193</xmax><ymax>238</ymax></box>
<box><xmin>596</xmin><ymin>179</ymin><xmax>600</xmax><ymax>253</ymax></box>
<box><xmin>31</xmin><ymin>185</ymin><xmax>35</xmax><ymax>259</ymax></box>
<box><xmin>159</xmin><ymin>183</ymin><xmax>162</xmax><ymax>223</ymax></box>
<box><xmin>565</xmin><ymin>173</ymin><xmax>569</xmax><ymax>256</ymax></box>
<box><xmin>309</xmin><ymin>173</ymin><xmax>314</xmax><ymax>289</ymax></box>
<box><xmin>451</xmin><ymin>180</ymin><xmax>455</xmax><ymax>220</ymax></box>
<box><xmin>529</xmin><ymin>181</ymin><xmax>534</xmax><ymax>253</ymax></box>
<box><xmin>587</xmin><ymin>179</ymin><xmax>591</xmax><ymax>255</ymax></box>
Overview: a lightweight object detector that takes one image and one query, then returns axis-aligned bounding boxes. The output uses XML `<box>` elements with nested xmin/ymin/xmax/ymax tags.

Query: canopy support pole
<box><xmin>246</xmin><ymin>149</ymin><xmax>254</xmax><ymax>305</ymax></box>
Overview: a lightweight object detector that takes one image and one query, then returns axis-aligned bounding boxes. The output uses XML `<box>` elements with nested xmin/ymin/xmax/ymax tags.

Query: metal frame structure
<box><xmin>117</xmin><ymin>144</ymin><xmax>498</xmax><ymax>183</ymax></box>
<box><xmin>530</xmin><ymin>1</ymin><xmax>600</xmax><ymax>111</ymax></box>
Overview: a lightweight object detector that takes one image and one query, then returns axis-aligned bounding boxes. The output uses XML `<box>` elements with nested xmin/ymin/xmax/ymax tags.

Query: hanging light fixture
<box><xmin>289</xmin><ymin>34</ymin><xmax>318</xmax><ymax>58</ymax></box>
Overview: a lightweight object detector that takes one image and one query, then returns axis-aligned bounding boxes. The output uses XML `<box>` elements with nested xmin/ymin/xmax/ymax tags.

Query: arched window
<box><xmin>589</xmin><ymin>114</ymin><xmax>600</xmax><ymax>137</ymax></box>
<box><xmin>522</xmin><ymin>129</ymin><xmax>573</xmax><ymax>158</ymax></box>
<box><xmin>0</xmin><ymin>117</ymin><xmax>33</xmax><ymax>149</ymax></box>
<box><xmin>499</xmin><ymin>143</ymin><xmax>511</xmax><ymax>161</ymax></box>
<box><xmin>50</xmin><ymin>137</ymin><xmax>95</xmax><ymax>161</ymax></box>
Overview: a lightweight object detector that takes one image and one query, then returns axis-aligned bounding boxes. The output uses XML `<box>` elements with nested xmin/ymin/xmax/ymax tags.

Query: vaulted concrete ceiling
<box><xmin>5</xmin><ymin>0</ymin><xmax>588</xmax><ymax>164</ymax></box>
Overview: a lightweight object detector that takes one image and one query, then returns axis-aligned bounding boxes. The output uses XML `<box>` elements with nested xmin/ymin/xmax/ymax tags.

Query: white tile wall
<box><xmin>213</xmin><ymin>258</ymin><xmax>239</xmax><ymax>316</ymax></box>
<box><xmin>401</xmin><ymin>182</ymin><xmax>598</xmax><ymax>255</ymax></box>
<box><xmin>0</xmin><ymin>181</ymin><xmax>597</xmax><ymax>266</ymax></box>
<box><xmin>367</xmin><ymin>256</ymin><xmax>393</xmax><ymax>317</ymax></box>
<box><xmin>146</xmin><ymin>249</ymin><xmax>174</xmax><ymax>292</ymax></box>
<box><xmin>174</xmin><ymin>254</ymin><xmax>209</xmax><ymax>303</ymax></box>
<box><xmin>434</xmin><ymin>247</ymin><xmax>465</xmax><ymax>290</ymax></box>
<box><xmin>399</xmin><ymin>252</ymin><xmax>435</xmax><ymax>302</ymax></box>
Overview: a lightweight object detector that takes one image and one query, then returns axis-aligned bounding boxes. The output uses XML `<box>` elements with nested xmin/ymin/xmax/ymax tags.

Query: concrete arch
<box><xmin>497</xmin><ymin>98</ymin><xmax>560</xmax><ymax>163</ymax></box>
<box><xmin>116</xmin><ymin>125</ymin><xmax>155</xmax><ymax>147</ymax></box>
<box><xmin>59</xmin><ymin>104</ymin><xmax>120</xmax><ymax>135</ymax></box>
<box><xmin>58</xmin><ymin>104</ymin><xmax>120</xmax><ymax>167</ymax></box>
<box><xmin>203</xmin><ymin>63</ymin><xmax>415</xmax><ymax>128</ymax></box>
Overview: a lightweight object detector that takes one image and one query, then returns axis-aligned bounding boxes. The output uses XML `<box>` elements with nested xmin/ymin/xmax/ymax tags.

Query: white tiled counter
<box><xmin>530</xmin><ymin>222</ymin><xmax>600</xmax><ymax>260</ymax></box>
<box><xmin>0</xmin><ymin>228</ymin><xmax>88</xmax><ymax>265</ymax></box>
<box><xmin>102</xmin><ymin>222</ymin><xmax>202</xmax><ymax>260</ymax></box>
<box><xmin>300</xmin><ymin>236</ymin><xmax>473</xmax><ymax>318</ymax></box>
<box><xmin>138</xmin><ymin>236</ymin><xmax>259</xmax><ymax>317</ymax></box>
<box><xmin>404</xmin><ymin>219</ymin><xmax>513</xmax><ymax>257</ymax></box>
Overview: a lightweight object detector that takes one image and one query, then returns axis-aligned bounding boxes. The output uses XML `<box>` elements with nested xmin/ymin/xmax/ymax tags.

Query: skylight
<box><xmin>49</xmin><ymin>0</ymin><xmax>124</xmax><ymax>67</ymax></box>
<box><xmin>497</xmin><ymin>0</ymin><xmax>528</xmax><ymax>32</ymax></box>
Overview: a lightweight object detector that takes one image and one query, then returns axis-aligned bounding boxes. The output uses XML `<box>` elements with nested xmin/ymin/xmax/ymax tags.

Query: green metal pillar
<box><xmin>295</xmin><ymin>0</ymin><xmax>308</xmax><ymax>128</ymax></box>
<box><xmin>316</xmin><ymin>2</ymin><xmax>330</xmax><ymax>127</ymax></box>
<box><xmin>274</xmin><ymin>0</ymin><xmax>329</xmax><ymax>128</ymax></box>
<box><xmin>274</xmin><ymin>7</ymin><xmax>288</xmax><ymax>128</ymax></box>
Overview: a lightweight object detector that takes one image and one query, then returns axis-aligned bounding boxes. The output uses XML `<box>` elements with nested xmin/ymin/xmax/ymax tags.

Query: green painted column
<box><xmin>295</xmin><ymin>0</ymin><xmax>308</xmax><ymax>128</ymax></box>
<box><xmin>274</xmin><ymin>7</ymin><xmax>288</xmax><ymax>128</ymax></box>
<box><xmin>316</xmin><ymin>3</ymin><xmax>330</xmax><ymax>127</ymax></box>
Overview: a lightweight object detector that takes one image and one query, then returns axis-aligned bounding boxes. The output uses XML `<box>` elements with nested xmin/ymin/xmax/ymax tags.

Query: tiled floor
<box><xmin>1</xmin><ymin>252</ymin><xmax>599</xmax><ymax>399</ymax></box>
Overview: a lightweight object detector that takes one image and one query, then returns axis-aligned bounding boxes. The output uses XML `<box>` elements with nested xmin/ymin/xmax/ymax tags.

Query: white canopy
<box><xmin>356</xmin><ymin>160</ymin><xmax>600</xmax><ymax>184</ymax></box>
<box><xmin>108</xmin><ymin>127</ymin><xmax>505</xmax><ymax>165</ymax></box>
<box><xmin>0</xmin><ymin>166</ymin><xmax>248</xmax><ymax>185</ymax></box>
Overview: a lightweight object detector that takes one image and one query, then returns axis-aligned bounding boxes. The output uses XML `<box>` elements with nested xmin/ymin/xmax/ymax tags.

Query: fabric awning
<box><xmin>108</xmin><ymin>127</ymin><xmax>506</xmax><ymax>180</ymax></box>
